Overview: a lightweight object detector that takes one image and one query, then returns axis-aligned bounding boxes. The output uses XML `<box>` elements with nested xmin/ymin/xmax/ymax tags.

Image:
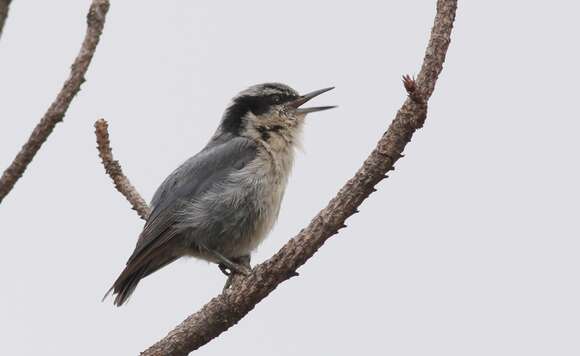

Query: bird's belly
<box><xmin>179</xmin><ymin>170</ymin><xmax>287</xmax><ymax>261</ymax></box>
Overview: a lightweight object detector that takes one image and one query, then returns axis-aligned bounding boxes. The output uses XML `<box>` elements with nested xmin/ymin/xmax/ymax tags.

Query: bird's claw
<box><xmin>218</xmin><ymin>263</ymin><xmax>231</xmax><ymax>276</ymax></box>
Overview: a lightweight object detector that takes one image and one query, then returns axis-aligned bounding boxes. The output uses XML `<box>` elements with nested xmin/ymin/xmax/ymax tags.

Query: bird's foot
<box><xmin>221</xmin><ymin>255</ymin><xmax>251</xmax><ymax>292</ymax></box>
<box><xmin>218</xmin><ymin>261</ymin><xmax>251</xmax><ymax>276</ymax></box>
<box><xmin>205</xmin><ymin>248</ymin><xmax>251</xmax><ymax>277</ymax></box>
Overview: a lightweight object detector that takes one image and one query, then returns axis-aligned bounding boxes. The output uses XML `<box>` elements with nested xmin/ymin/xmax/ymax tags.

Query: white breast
<box><xmin>235</xmin><ymin>140</ymin><xmax>295</xmax><ymax>255</ymax></box>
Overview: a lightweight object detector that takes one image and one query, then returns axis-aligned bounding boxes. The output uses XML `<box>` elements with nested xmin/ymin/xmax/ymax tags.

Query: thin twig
<box><xmin>95</xmin><ymin>119</ymin><xmax>150</xmax><ymax>220</ymax></box>
<box><xmin>0</xmin><ymin>0</ymin><xmax>12</xmax><ymax>39</ymax></box>
<box><xmin>0</xmin><ymin>0</ymin><xmax>110</xmax><ymax>204</ymax></box>
<box><xmin>137</xmin><ymin>1</ymin><xmax>458</xmax><ymax>354</ymax></box>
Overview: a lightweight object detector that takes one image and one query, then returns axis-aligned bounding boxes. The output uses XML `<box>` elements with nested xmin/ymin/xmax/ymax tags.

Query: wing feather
<box><xmin>127</xmin><ymin>136</ymin><xmax>257</xmax><ymax>264</ymax></box>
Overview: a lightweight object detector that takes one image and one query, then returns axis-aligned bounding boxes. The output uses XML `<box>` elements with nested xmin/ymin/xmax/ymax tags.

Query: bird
<box><xmin>105</xmin><ymin>83</ymin><xmax>335</xmax><ymax>306</ymax></box>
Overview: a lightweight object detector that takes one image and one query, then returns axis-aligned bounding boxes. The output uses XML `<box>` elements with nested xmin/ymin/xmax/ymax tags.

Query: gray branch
<box><xmin>0</xmin><ymin>0</ymin><xmax>110</xmax><ymax>204</ymax></box>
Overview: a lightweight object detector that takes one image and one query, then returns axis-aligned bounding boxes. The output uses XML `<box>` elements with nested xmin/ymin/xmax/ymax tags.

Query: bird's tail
<box><xmin>104</xmin><ymin>253</ymin><xmax>179</xmax><ymax>306</ymax></box>
<box><xmin>103</xmin><ymin>261</ymin><xmax>152</xmax><ymax>306</ymax></box>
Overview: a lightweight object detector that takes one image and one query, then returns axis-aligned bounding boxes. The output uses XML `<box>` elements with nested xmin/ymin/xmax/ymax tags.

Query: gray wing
<box><xmin>127</xmin><ymin>136</ymin><xmax>257</xmax><ymax>264</ymax></box>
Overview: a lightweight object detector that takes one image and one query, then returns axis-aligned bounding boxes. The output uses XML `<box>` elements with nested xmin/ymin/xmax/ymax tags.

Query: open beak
<box><xmin>288</xmin><ymin>87</ymin><xmax>337</xmax><ymax>114</ymax></box>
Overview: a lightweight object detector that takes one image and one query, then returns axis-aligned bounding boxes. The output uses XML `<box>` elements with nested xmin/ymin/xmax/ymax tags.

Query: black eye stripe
<box><xmin>236</xmin><ymin>94</ymin><xmax>296</xmax><ymax>115</ymax></box>
<box><xmin>221</xmin><ymin>93</ymin><xmax>298</xmax><ymax>135</ymax></box>
<box><xmin>267</xmin><ymin>93</ymin><xmax>295</xmax><ymax>104</ymax></box>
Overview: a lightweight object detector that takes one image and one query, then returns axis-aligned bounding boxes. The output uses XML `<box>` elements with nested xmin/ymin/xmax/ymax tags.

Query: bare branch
<box><xmin>95</xmin><ymin>119</ymin><xmax>150</xmax><ymax>220</ymax></box>
<box><xmin>138</xmin><ymin>1</ymin><xmax>458</xmax><ymax>354</ymax></box>
<box><xmin>0</xmin><ymin>0</ymin><xmax>12</xmax><ymax>39</ymax></box>
<box><xmin>0</xmin><ymin>0</ymin><xmax>110</xmax><ymax>204</ymax></box>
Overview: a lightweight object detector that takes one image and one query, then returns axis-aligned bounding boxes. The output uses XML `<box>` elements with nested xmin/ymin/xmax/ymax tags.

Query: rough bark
<box><xmin>95</xmin><ymin>119</ymin><xmax>150</xmax><ymax>220</ymax></box>
<box><xmin>0</xmin><ymin>0</ymin><xmax>110</xmax><ymax>204</ymax></box>
<box><xmin>137</xmin><ymin>1</ymin><xmax>458</xmax><ymax>354</ymax></box>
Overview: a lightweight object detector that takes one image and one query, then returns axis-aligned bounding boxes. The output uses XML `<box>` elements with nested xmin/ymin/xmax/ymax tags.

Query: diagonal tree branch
<box><xmin>95</xmin><ymin>119</ymin><xmax>150</xmax><ymax>220</ymax></box>
<box><xmin>98</xmin><ymin>1</ymin><xmax>457</xmax><ymax>354</ymax></box>
<box><xmin>0</xmin><ymin>0</ymin><xmax>12</xmax><ymax>39</ymax></box>
<box><xmin>0</xmin><ymin>0</ymin><xmax>110</xmax><ymax>204</ymax></box>
<box><xmin>143</xmin><ymin>2</ymin><xmax>457</xmax><ymax>355</ymax></box>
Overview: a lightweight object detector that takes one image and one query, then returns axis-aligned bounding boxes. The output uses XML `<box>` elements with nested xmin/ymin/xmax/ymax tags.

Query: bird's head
<box><xmin>217</xmin><ymin>83</ymin><xmax>335</xmax><ymax>145</ymax></box>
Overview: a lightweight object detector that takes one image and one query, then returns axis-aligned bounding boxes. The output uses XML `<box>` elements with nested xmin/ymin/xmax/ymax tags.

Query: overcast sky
<box><xmin>1</xmin><ymin>1</ymin><xmax>579</xmax><ymax>355</ymax></box>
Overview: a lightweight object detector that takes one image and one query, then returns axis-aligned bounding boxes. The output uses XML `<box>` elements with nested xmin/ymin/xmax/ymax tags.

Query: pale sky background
<box><xmin>1</xmin><ymin>1</ymin><xmax>579</xmax><ymax>355</ymax></box>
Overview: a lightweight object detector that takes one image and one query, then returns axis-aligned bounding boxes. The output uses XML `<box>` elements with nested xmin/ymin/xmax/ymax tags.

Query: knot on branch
<box><xmin>402</xmin><ymin>74</ymin><xmax>425</xmax><ymax>104</ymax></box>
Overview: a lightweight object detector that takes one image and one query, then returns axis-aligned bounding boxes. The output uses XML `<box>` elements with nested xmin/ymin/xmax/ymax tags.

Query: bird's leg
<box><xmin>223</xmin><ymin>255</ymin><xmax>251</xmax><ymax>292</ymax></box>
<box><xmin>198</xmin><ymin>244</ymin><xmax>250</xmax><ymax>276</ymax></box>
<box><xmin>232</xmin><ymin>255</ymin><xmax>251</xmax><ymax>271</ymax></box>
<box><xmin>205</xmin><ymin>248</ymin><xmax>251</xmax><ymax>276</ymax></box>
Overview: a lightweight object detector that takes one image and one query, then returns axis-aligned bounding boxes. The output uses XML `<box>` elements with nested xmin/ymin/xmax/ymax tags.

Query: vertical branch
<box><xmin>416</xmin><ymin>0</ymin><xmax>457</xmax><ymax>100</ymax></box>
<box><xmin>0</xmin><ymin>0</ymin><xmax>110</xmax><ymax>204</ymax></box>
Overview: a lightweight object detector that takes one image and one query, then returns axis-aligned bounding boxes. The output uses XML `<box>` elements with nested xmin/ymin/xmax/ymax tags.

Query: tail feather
<box><xmin>104</xmin><ymin>261</ymin><xmax>151</xmax><ymax>306</ymax></box>
<box><xmin>104</xmin><ymin>254</ymin><xmax>178</xmax><ymax>306</ymax></box>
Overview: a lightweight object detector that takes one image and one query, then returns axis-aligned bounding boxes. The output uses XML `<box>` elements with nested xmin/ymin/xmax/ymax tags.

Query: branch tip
<box><xmin>94</xmin><ymin>118</ymin><xmax>150</xmax><ymax>220</ymax></box>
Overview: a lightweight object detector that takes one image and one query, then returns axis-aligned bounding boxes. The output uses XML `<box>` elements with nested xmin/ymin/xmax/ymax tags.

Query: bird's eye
<box><xmin>271</xmin><ymin>95</ymin><xmax>282</xmax><ymax>104</ymax></box>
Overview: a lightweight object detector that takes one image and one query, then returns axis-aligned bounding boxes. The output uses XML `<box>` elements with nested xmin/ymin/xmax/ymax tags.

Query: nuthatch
<box><xmin>106</xmin><ymin>83</ymin><xmax>335</xmax><ymax>305</ymax></box>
